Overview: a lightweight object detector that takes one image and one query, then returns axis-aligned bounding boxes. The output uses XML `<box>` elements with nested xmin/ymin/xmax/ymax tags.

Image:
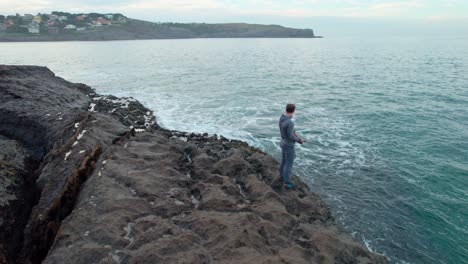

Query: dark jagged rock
<box><xmin>0</xmin><ymin>136</ymin><xmax>37</xmax><ymax>264</ymax></box>
<box><xmin>0</xmin><ymin>65</ymin><xmax>387</xmax><ymax>264</ymax></box>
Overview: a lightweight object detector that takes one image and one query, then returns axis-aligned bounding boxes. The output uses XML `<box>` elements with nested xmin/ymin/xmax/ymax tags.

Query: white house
<box><xmin>104</xmin><ymin>14</ymin><xmax>114</xmax><ymax>20</ymax></box>
<box><xmin>28</xmin><ymin>24</ymin><xmax>40</xmax><ymax>34</ymax></box>
<box><xmin>64</xmin><ymin>24</ymin><xmax>77</xmax><ymax>30</ymax></box>
<box><xmin>32</xmin><ymin>15</ymin><xmax>42</xmax><ymax>23</ymax></box>
<box><xmin>58</xmin><ymin>16</ymin><xmax>68</xmax><ymax>21</ymax></box>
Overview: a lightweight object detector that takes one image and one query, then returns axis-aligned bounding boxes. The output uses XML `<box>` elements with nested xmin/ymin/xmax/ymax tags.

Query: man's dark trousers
<box><xmin>279</xmin><ymin>142</ymin><xmax>295</xmax><ymax>184</ymax></box>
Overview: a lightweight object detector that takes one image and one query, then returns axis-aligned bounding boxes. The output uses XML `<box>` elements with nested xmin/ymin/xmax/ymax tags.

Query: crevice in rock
<box><xmin>19</xmin><ymin>145</ymin><xmax>102</xmax><ymax>264</ymax></box>
<box><xmin>0</xmin><ymin>125</ymin><xmax>50</xmax><ymax>264</ymax></box>
<box><xmin>18</xmin><ymin>121</ymin><xmax>135</xmax><ymax>264</ymax></box>
<box><xmin>0</xmin><ymin>113</ymin><xmax>90</xmax><ymax>263</ymax></box>
<box><xmin>0</xmin><ymin>150</ymin><xmax>42</xmax><ymax>264</ymax></box>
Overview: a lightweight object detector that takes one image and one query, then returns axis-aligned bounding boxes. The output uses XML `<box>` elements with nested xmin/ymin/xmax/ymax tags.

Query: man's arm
<box><xmin>287</xmin><ymin>121</ymin><xmax>301</xmax><ymax>143</ymax></box>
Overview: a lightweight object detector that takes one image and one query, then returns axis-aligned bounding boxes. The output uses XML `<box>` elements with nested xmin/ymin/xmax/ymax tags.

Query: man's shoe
<box><xmin>285</xmin><ymin>182</ymin><xmax>295</xmax><ymax>189</ymax></box>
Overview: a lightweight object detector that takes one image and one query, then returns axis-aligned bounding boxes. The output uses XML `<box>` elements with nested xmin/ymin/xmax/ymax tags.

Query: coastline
<box><xmin>0</xmin><ymin>65</ymin><xmax>385</xmax><ymax>263</ymax></box>
<box><xmin>0</xmin><ymin>16</ymin><xmax>321</xmax><ymax>43</ymax></box>
<box><xmin>0</xmin><ymin>36</ymin><xmax>323</xmax><ymax>42</ymax></box>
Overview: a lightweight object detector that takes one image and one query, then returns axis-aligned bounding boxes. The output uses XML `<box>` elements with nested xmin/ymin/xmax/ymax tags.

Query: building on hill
<box><xmin>4</xmin><ymin>19</ymin><xmax>15</xmax><ymax>28</ymax></box>
<box><xmin>90</xmin><ymin>18</ymin><xmax>111</xmax><ymax>27</ymax></box>
<box><xmin>64</xmin><ymin>24</ymin><xmax>77</xmax><ymax>30</ymax></box>
<box><xmin>104</xmin><ymin>14</ymin><xmax>113</xmax><ymax>20</ymax></box>
<box><xmin>32</xmin><ymin>15</ymin><xmax>42</xmax><ymax>23</ymax></box>
<box><xmin>96</xmin><ymin>17</ymin><xmax>112</xmax><ymax>25</ymax></box>
<box><xmin>28</xmin><ymin>24</ymin><xmax>40</xmax><ymax>34</ymax></box>
<box><xmin>75</xmin><ymin>15</ymin><xmax>87</xmax><ymax>21</ymax></box>
<box><xmin>58</xmin><ymin>16</ymin><xmax>68</xmax><ymax>21</ymax></box>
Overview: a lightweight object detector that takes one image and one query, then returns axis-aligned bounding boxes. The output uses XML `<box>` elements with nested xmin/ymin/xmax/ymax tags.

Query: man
<box><xmin>279</xmin><ymin>103</ymin><xmax>304</xmax><ymax>189</ymax></box>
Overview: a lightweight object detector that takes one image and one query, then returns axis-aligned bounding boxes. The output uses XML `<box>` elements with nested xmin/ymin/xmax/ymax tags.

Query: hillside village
<box><xmin>0</xmin><ymin>12</ymin><xmax>128</xmax><ymax>35</ymax></box>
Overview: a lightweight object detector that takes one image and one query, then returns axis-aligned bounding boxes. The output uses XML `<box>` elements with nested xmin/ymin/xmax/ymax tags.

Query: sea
<box><xmin>1</xmin><ymin>36</ymin><xmax>467</xmax><ymax>264</ymax></box>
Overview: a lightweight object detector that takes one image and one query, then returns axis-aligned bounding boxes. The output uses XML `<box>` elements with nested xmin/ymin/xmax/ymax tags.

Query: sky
<box><xmin>1</xmin><ymin>0</ymin><xmax>467</xmax><ymax>36</ymax></box>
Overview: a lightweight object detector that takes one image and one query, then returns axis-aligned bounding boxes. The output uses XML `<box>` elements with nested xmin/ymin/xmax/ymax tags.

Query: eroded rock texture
<box><xmin>0</xmin><ymin>65</ymin><xmax>387</xmax><ymax>264</ymax></box>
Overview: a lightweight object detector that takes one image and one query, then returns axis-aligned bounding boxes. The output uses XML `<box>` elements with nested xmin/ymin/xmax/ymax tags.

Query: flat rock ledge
<box><xmin>0</xmin><ymin>65</ymin><xmax>388</xmax><ymax>264</ymax></box>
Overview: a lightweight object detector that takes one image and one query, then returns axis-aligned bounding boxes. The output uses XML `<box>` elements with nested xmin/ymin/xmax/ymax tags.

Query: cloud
<box><xmin>0</xmin><ymin>0</ymin><xmax>51</xmax><ymax>13</ymax></box>
<box><xmin>370</xmin><ymin>1</ymin><xmax>424</xmax><ymax>10</ymax></box>
<box><xmin>234</xmin><ymin>8</ymin><xmax>335</xmax><ymax>17</ymax></box>
<box><xmin>1</xmin><ymin>0</ymin><xmax>467</xmax><ymax>22</ymax></box>
<box><xmin>227</xmin><ymin>1</ymin><xmax>427</xmax><ymax>18</ymax></box>
<box><xmin>121</xmin><ymin>0</ymin><xmax>224</xmax><ymax>11</ymax></box>
<box><xmin>340</xmin><ymin>1</ymin><xmax>426</xmax><ymax>17</ymax></box>
<box><xmin>0</xmin><ymin>0</ymin><xmax>129</xmax><ymax>14</ymax></box>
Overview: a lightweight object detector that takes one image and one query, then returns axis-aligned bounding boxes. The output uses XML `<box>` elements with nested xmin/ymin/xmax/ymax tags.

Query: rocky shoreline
<box><xmin>0</xmin><ymin>65</ymin><xmax>386</xmax><ymax>263</ymax></box>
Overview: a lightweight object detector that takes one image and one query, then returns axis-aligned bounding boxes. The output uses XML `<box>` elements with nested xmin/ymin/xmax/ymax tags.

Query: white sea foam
<box><xmin>93</xmin><ymin>95</ymin><xmax>137</xmax><ymax>109</ymax></box>
<box><xmin>363</xmin><ymin>235</ymin><xmax>375</xmax><ymax>253</ymax></box>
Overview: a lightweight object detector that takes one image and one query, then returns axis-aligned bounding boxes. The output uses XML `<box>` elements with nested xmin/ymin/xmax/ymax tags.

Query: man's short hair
<box><xmin>286</xmin><ymin>103</ymin><xmax>296</xmax><ymax>113</ymax></box>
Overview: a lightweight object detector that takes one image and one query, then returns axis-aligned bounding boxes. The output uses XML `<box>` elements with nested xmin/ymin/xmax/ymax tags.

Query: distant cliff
<box><xmin>0</xmin><ymin>12</ymin><xmax>320</xmax><ymax>42</ymax></box>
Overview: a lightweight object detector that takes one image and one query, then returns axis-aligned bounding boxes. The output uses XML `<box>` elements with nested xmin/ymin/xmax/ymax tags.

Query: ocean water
<box><xmin>1</xmin><ymin>37</ymin><xmax>467</xmax><ymax>263</ymax></box>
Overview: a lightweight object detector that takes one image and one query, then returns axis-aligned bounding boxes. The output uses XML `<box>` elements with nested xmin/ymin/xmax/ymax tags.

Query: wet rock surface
<box><xmin>0</xmin><ymin>136</ymin><xmax>36</xmax><ymax>264</ymax></box>
<box><xmin>0</xmin><ymin>65</ymin><xmax>387</xmax><ymax>264</ymax></box>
